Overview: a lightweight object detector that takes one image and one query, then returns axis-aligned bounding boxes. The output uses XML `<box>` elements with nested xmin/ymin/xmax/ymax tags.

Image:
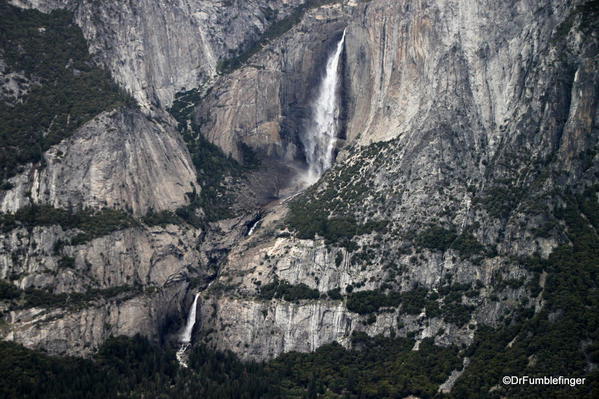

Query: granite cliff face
<box><xmin>182</xmin><ymin>0</ymin><xmax>597</xmax><ymax>362</ymax></box>
<box><xmin>1</xmin><ymin>108</ymin><xmax>198</xmax><ymax>216</ymax></box>
<box><xmin>194</xmin><ymin>2</ymin><xmax>348</xmax><ymax>161</ymax></box>
<box><xmin>0</xmin><ymin>1</ymin><xmax>597</xmax><ymax>389</ymax></box>
<box><xmin>0</xmin><ymin>0</ymin><xmax>327</xmax><ymax>355</ymax></box>
<box><xmin>4</xmin><ymin>283</ymin><xmax>186</xmax><ymax>356</ymax></box>
<box><xmin>9</xmin><ymin>0</ymin><xmax>307</xmax><ymax>108</ymax></box>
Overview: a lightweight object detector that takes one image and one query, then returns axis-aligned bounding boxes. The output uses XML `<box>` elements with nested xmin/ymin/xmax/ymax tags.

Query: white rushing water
<box><xmin>300</xmin><ymin>29</ymin><xmax>346</xmax><ymax>186</ymax></box>
<box><xmin>176</xmin><ymin>292</ymin><xmax>200</xmax><ymax>367</ymax></box>
<box><xmin>180</xmin><ymin>292</ymin><xmax>200</xmax><ymax>343</ymax></box>
<box><xmin>247</xmin><ymin>218</ymin><xmax>260</xmax><ymax>236</ymax></box>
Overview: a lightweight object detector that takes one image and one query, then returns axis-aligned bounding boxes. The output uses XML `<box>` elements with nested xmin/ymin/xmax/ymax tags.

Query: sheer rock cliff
<box><xmin>0</xmin><ymin>0</ymin><xmax>597</xmax><ymax>368</ymax></box>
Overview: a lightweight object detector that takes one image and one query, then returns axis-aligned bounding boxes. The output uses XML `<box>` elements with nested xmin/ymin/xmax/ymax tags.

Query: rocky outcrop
<box><xmin>0</xmin><ymin>108</ymin><xmax>198</xmax><ymax>216</ymax></box>
<box><xmin>0</xmin><ymin>223</ymin><xmax>206</xmax><ymax>293</ymax></box>
<box><xmin>199</xmin><ymin>297</ymin><xmax>353</xmax><ymax>360</ymax></box>
<box><xmin>0</xmin><ymin>215</ymin><xmax>213</xmax><ymax>356</ymax></box>
<box><xmin>199</xmin><ymin>295</ymin><xmax>482</xmax><ymax>361</ymax></box>
<box><xmin>193</xmin><ymin>201</ymin><xmax>529</xmax><ymax>360</ymax></box>
<box><xmin>0</xmin><ymin>1</ymin><xmax>215</xmax><ymax>355</ymax></box>
<box><xmin>4</xmin><ymin>284</ymin><xmax>186</xmax><ymax>356</ymax></box>
<box><xmin>0</xmin><ymin>57</ymin><xmax>36</xmax><ymax>105</ymax></box>
<box><xmin>343</xmin><ymin>0</ymin><xmax>577</xmax><ymax>146</ymax></box>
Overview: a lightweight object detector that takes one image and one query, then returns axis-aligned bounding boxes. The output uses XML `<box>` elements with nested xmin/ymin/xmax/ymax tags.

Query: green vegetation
<box><xmin>141</xmin><ymin>210</ymin><xmax>184</xmax><ymax>227</ymax></box>
<box><xmin>267</xmin><ymin>334</ymin><xmax>461</xmax><ymax>398</ymax></box>
<box><xmin>415</xmin><ymin>226</ymin><xmax>457</xmax><ymax>251</ymax></box>
<box><xmin>0</xmin><ymin>280</ymin><xmax>139</xmax><ymax>310</ymax></box>
<box><xmin>169</xmin><ymin>89</ymin><xmax>261</xmax><ymax>224</ymax></box>
<box><xmin>451</xmin><ymin>186</ymin><xmax>599</xmax><ymax>398</ymax></box>
<box><xmin>479</xmin><ymin>184</ymin><xmax>525</xmax><ymax>219</ymax></box>
<box><xmin>287</xmin><ymin>202</ymin><xmax>387</xmax><ymax>248</ymax></box>
<box><xmin>258</xmin><ymin>279</ymin><xmax>320</xmax><ymax>302</ymax></box>
<box><xmin>344</xmin><ymin>285</ymin><xmax>476</xmax><ymax>327</ymax></box>
<box><xmin>0</xmin><ymin>1</ymin><xmax>134</xmax><ymax>182</ymax></box>
<box><xmin>0</xmin><ymin>333</ymin><xmax>461</xmax><ymax>399</ymax></box>
<box><xmin>0</xmin><ymin>279</ymin><xmax>19</xmax><ymax>300</ymax></box>
<box><xmin>57</xmin><ymin>256</ymin><xmax>75</xmax><ymax>269</ymax></box>
<box><xmin>175</xmin><ymin>132</ymin><xmax>244</xmax><ymax>224</ymax></box>
<box><xmin>0</xmin><ymin>205</ymin><xmax>137</xmax><ymax>244</ymax></box>
<box><xmin>0</xmin><ymin>336</ymin><xmax>177</xmax><ymax>399</ymax></box>
<box><xmin>346</xmin><ymin>289</ymin><xmax>401</xmax><ymax>314</ymax></box>
<box><xmin>169</xmin><ymin>88</ymin><xmax>204</xmax><ymax>131</ymax></box>
<box><xmin>451</xmin><ymin>230</ymin><xmax>487</xmax><ymax>257</ymax></box>
<box><xmin>442</xmin><ymin>303</ymin><xmax>474</xmax><ymax>328</ymax></box>
<box><xmin>327</xmin><ymin>287</ymin><xmax>343</xmax><ymax>300</ymax></box>
<box><xmin>415</xmin><ymin>225</ymin><xmax>486</xmax><ymax>258</ymax></box>
<box><xmin>286</xmin><ymin>142</ymin><xmax>392</xmax><ymax>248</ymax></box>
<box><xmin>400</xmin><ymin>287</ymin><xmax>429</xmax><ymax>315</ymax></box>
<box><xmin>346</xmin><ymin>287</ymin><xmax>437</xmax><ymax>316</ymax></box>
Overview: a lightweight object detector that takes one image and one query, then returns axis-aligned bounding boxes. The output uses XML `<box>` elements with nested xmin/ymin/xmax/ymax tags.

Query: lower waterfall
<box><xmin>247</xmin><ymin>218</ymin><xmax>260</xmax><ymax>236</ymax></box>
<box><xmin>176</xmin><ymin>292</ymin><xmax>200</xmax><ymax>367</ymax></box>
<box><xmin>300</xmin><ymin>29</ymin><xmax>346</xmax><ymax>186</ymax></box>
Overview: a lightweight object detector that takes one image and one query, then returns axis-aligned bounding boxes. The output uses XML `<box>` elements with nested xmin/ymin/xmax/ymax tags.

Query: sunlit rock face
<box><xmin>0</xmin><ymin>108</ymin><xmax>198</xmax><ymax>216</ymax></box>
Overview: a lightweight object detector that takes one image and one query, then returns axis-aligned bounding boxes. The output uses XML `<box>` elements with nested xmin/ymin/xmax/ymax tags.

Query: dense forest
<box><xmin>0</xmin><ymin>333</ymin><xmax>461</xmax><ymax>399</ymax></box>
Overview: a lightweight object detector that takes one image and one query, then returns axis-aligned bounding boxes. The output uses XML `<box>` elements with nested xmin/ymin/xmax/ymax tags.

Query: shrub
<box><xmin>286</xmin><ymin>200</ymin><xmax>387</xmax><ymax>248</ymax></box>
<box><xmin>415</xmin><ymin>226</ymin><xmax>457</xmax><ymax>252</ymax></box>
<box><xmin>141</xmin><ymin>210</ymin><xmax>183</xmax><ymax>227</ymax></box>
<box><xmin>400</xmin><ymin>287</ymin><xmax>428</xmax><ymax>315</ymax></box>
<box><xmin>327</xmin><ymin>288</ymin><xmax>342</xmax><ymax>300</ymax></box>
<box><xmin>0</xmin><ymin>205</ymin><xmax>137</xmax><ymax>244</ymax></box>
<box><xmin>415</xmin><ymin>225</ymin><xmax>486</xmax><ymax>258</ymax></box>
<box><xmin>57</xmin><ymin>256</ymin><xmax>75</xmax><ymax>269</ymax></box>
<box><xmin>258</xmin><ymin>280</ymin><xmax>320</xmax><ymax>302</ymax></box>
<box><xmin>0</xmin><ymin>279</ymin><xmax>20</xmax><ymax>300</ymax></box>
<box><xmin>346</xmin><ymin>290</ymin><xmax>401</xmax><ymax>314</ymax></box>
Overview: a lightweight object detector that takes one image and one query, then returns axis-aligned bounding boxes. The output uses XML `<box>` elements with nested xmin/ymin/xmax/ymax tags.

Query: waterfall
<box><xmin>176</xmin><ymin>292</ymin><xmax>200</xmax><ymax>367</ymax></box>
<box><xmin>300</xmin><ymin>29</ymin><xmax>346</xmax><ymax>186</ymax></box>
<box><xmin>247</xmin><ymin>218</ymin><xmax>260</xmax><ymax>236</ymax></box>
<box><xmin>180</xmin><ymin>292</ymin><xmax>200</xmax><ymax>343</ymax></box>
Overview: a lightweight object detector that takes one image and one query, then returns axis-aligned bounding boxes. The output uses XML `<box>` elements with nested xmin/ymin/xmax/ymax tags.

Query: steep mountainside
<box><xmin>10</xmin><ymin>0</ymin><xmax>308</xmax><ymax>108</ymax></box>
<box><xmin>192</xmin><ymin>0</ymin><xmax>597</xmax><ymax>355</ymax></box>
<box><xmin>0</xmin><ymin>0</ymin><xmax>597</xmax><ymax>397</ymax></box>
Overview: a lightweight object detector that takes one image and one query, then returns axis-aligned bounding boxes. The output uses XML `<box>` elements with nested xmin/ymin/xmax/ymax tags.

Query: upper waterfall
<box><xmin>300</xmin><ymin>29</ymin><xmax>346</xmax><ymax>186</ymax></box>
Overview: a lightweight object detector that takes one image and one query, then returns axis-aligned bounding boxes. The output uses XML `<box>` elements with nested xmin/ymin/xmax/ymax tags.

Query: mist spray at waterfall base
<box><xmin>299</xmin><ymin>29</ymin><xmax>346</xmax><ymax>187</ymax></box>
<box><xmin>176</xmin><ymin>292</ymin><xmax>200</xmax><ymax>368</ymax></box>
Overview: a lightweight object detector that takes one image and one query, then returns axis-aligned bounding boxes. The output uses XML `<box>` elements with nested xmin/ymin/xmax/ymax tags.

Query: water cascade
<box><xmin>176</xmin><ymin>292</ymin><xmax>200</xmax><ymax>367</ymax></box>
<box><xmin>247</xmin><ymin>218</ymin><xmax>260</xmax><ymax>236</ymax></box>
<box><xmin>300</xmin><ymin>29</ymin><xmax>346</xmax><ymax>186</ymax></box>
